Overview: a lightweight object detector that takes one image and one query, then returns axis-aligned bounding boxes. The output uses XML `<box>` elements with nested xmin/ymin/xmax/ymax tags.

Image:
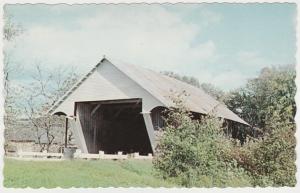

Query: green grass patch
<box><xmin>3</xmin><ymin>158</ymin><xmax>177</xmax><ymax>188</ymax></box>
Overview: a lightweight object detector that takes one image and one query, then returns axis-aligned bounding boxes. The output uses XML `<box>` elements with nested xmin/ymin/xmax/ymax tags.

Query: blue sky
<box><xmin>4</xmin><ymin>3</ymin><xmax>296</xmax><ymax>91</ymax></box>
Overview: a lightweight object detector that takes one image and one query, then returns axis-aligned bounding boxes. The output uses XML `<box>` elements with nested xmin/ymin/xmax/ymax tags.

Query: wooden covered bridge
<box><xmin>48</xmin><ymin>57</ymin><xmax>248</xmax><ymax>155</ymax></box>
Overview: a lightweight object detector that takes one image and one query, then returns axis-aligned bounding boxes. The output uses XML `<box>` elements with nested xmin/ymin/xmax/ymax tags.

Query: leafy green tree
<box><xmin>155</xmin><ymin>66</ymin><xmax>296</xmax><ymax>187</ymax></box>
<box><xmin>226</xmin><ymin>66</ymin><xmax>296</xmax><ymax>186</ymax></box>
<box><xmin>153</xmin><ymin>92</ymin><xmax>251</xmax><ymax>187</ymax></box>
<box><xmin>225</xmin><ymin>66</ymin><xmax>296</xmax><ymax>135</ymax></box>
<box><xmin>233</xmin><ymin>121</ymin><xmax>296</xmax><ymax>186</ymax></box>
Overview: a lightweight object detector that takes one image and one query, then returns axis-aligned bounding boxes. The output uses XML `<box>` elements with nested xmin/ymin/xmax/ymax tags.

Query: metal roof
<box><xmin>109</xmin><ymin>58</ymin><xmax>248</xmax><ymax>125</ymax></box>
<box><xmin>49</xmin><ymin>57</ymin><xmax>248</xmax><ymax>125</ymax></box>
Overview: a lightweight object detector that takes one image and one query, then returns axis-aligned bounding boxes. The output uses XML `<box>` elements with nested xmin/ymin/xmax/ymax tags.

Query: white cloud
<box><xmin>199</xmin><ymin>9</ymin><xmax>223</xmax><ymax>25</ymax></box>
<box><xmin>211</xmin><ymin>71</ymin><xmax>247</xmax><ymax>90</ymax></box>
<box><xmin>5</xmin><ymin>5</ymin><xmax>294</xmax><ymax>91</ymax></box>
<box><xmin>6</xmin><ymin>5</ymin><xmax>259</xmax><ymax>91</ymax></box>
<box><xmin>201</xmin><ymin>51</ymin><xmax>270</xmax><ymax>90</ymax></box>
<box><xmin>236</xmin><ymin>51</ymin><xmax>270</xmax><ymax>69</ymax></box>
<box><xmin>189</xmin><ymin>69</ymin><xmax>247</xmax><ymax>91</ymax></box>
<box><xmin>8</xmin><ymin>5</ymin><xmax>218</xmax><ymax>77</ymax></box>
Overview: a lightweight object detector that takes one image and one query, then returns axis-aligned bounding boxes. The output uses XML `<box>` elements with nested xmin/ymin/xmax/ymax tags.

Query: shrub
<box><xmin>233</xmin><ymin>119</ymin><xmax>296</xmax><ymax>186</ymax></box>
<box><xmin>226</xmin><ymin>66</ymin><xmax>297</xmax><ymax>186</ymax></box>
<box><xmin>153</xmin><ymin>93</ymin><xmax>251</xmax><ymax>187</ymax></box>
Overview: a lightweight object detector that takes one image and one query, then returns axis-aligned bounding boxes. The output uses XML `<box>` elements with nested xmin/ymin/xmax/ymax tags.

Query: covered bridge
<box><xmin>48</xmin><ymin>57</ymin><xmax>248</xmax><ymax>155</ymax></box>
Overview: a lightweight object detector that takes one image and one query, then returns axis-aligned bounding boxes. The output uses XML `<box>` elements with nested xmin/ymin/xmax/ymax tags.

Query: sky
<box><xmin>4</xmin><ymin>3</ymin><xmax>297</xmax><ymax>91</ymax></box>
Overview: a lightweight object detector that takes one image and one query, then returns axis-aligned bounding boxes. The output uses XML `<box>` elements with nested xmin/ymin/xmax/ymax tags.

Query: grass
<box><xmin>3</xmin><ymin>158</ymin><xmax>177</xmax><ymax>188</ymax></box>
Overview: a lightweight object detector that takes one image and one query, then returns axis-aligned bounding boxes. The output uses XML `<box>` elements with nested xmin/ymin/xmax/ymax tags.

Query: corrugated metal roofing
<box><xmin>49</xmin><ymin>57</ymin><xmax>248</xmax><ymax>125</ymax></box>
<box><xmin>108</xmin><ymin>58</ymin><xmax>248</xmax><ymax>125</ymax></box>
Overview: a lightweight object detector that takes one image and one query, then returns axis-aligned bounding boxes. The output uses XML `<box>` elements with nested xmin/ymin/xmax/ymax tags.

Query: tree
<box><xmin>200</xmin><ymin>83</ymin><xmax>225</xmax><ymax>101</ymax></box>
<box><xmin>4</xmin><ymin>13</ymin><xmax>23</xmax><ymax>95</ymax></box>
<box><xmin>3</xmin><ymin>12</ymin><xmax>80</xmax><ymax>152</ymax></box>
<box><xmin>232</xmin><ymin>118</ymin><xmax>296</xmax><ymax>186</ymax></box>
<box><xmin>4</xmin><ymin>13</ymin><xmax>23</xmax><ymax>41</ymax></box>
<box><xmin>225</xmin><ymin>66</ymin><xmax>296</xmax><ymax>135</ymax></box>
<box><xmin>155</xmin><ymin>66</ymin><xmax>296</xmax><ymax>187</ymax></box>
<box><xmin>3</xmin><ymin>12</ymin><xmax>24</xmax><ymax>148</ymax></box>
<box><xmin>161</xmin><ymin>71</ymin><xmax>225</xmax><ymax>101</ymax></box>
<box><xmin>22</xmin><ymin>64</ymin><xmax>79</xmax><ymax>151</ymax></box>
<box><xmin>226</xmin><ymin>66</ymin><xmax>296</xmax><ymax>186</ymax></box>
<box><xmin>153</xmin><ymin>92</ymin><xmax>251</xmax><ymax>187</ymax></box>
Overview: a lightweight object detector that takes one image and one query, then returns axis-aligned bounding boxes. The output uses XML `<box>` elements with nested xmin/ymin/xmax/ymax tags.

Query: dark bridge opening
<box><xmin>76</xmin><ymin>99</ymin><xmax>153</xmax><ymax>155</ymax></box>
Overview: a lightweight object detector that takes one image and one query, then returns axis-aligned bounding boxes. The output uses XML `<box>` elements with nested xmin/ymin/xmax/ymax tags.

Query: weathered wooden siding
<box><xmin>53</xmin><ymin>60</ymin><xmax>164</xmax><ymax>115</ymax></box>
<box><xmin>77</xmin><ymin>103</ymin><xmax>102</xmax><ymax>153</ymax></box>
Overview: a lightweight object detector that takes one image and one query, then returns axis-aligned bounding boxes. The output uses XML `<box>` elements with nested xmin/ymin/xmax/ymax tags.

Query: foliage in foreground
<box><xmin>226</xmin><ymin>66</ymin><xmax>296</xmax><ymax>186</ymax></box>
<box><xmin>153</xmin><ymin>93</ymin><xmax>251</xmax><ymax>187</ymax></box>
<box><xmin>155</xmin><ymin>66</ymin><xmax>296</xmax><ymax>187</ymax></box>
<box><xmin>234</xmin><ymin>124</ymin><xmax>296</xmax><ymax>186</ymax></box>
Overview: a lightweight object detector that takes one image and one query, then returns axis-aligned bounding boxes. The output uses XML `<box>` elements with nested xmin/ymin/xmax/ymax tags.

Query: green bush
<box><xmin>154</xmin><ymin>66</ymin><xmax>296</xmax><ymax>187</ymax></box>
<box><xmin>233</xmin><ymin>119</ymin><xmax>296</xmax><ymax>186</ymax></box>
<box><xmin>227</xmin><ymin>66</ymin><xmax>297</xmax><ymax>186</ymax></box>
<box><xmin>153</xmin><ymin>93</ymin><xmax>251</xmax><ymax>187</ymax></box>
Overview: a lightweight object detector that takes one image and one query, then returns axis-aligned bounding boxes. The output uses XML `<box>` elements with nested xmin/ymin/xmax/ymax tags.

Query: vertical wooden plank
<box><xmin>73</xmin><ymin>105</ymin><xmax>89</xmax><ymax>153</ymax></box>
<box><xmin>78</xmin><ymin>103</ymin><xmax>93</xmax><ymax>153</ymax></box>
<box><xmin>93</xmin><ymin>126</ymin><xmax>97</xmax><ymax>152</ymax></box>
<box><xmin>95</xmin><ymin>107</ymin><xmax>103</xmax><ymax>153</ymax></box>
<box><xmin>69</xmin><ymin>118</ymin><xmax>88</xmax><ymax>153</ymax></box>
<box><xmin>141</xmin><ymin>111</ymin><xmax>155</xmax><ymax>153</ymax></box>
